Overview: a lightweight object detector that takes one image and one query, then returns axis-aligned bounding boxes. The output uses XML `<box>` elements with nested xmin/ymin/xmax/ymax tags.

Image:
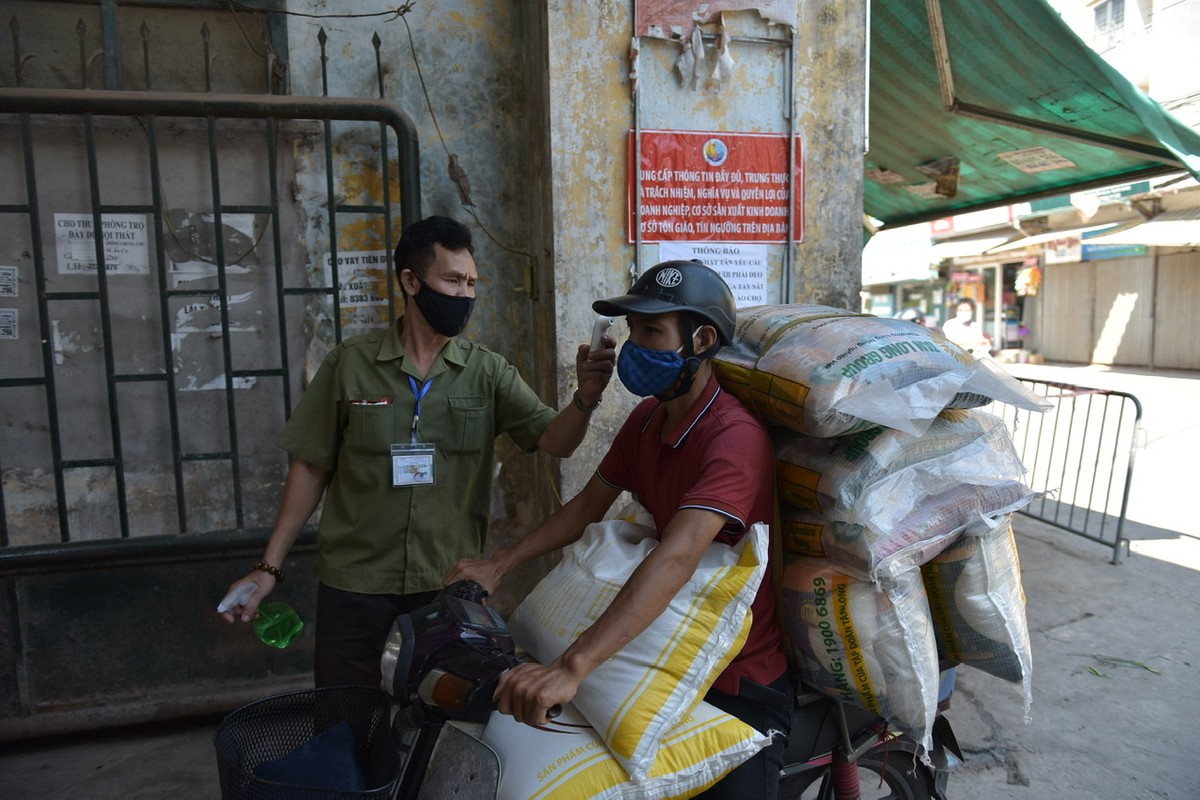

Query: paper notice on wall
<box><xmin>659</xmin><ymin>242</ymin><xmax>769</xmax><ymax>307</ymax></box>
<box><xmin>327</xmin><ymin>249</ymin><xmax>392</xmax><ymax>332</ymax></box>
<box><xmin>0</xmin><ymin>266</ymin><xmax>17</xmax><ymax>297</ymax></box>
<box><xmin>0</xmin><ymin>308</ymin><xmax>16</xmax><ymax>340</ymax></box>
<box><xmin>55</xmin><ymin>213</ymin><xmax>150</xmax><ymax>275</ymax></box>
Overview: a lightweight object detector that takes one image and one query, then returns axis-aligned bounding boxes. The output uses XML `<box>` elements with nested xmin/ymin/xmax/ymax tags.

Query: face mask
<box><xmin>412</xmin><ymin>279</ymin><xmax>475</xmax><ymax>337</ymax></box>
<box><xmin>617</xmin><ymin>341</ymin><xmax>686</xmax><ymax>398</ymax></box>
<box><xmin>956</xmin><ymin>310</ymin><xmax>972</xmax><ymax>322</ymax></box>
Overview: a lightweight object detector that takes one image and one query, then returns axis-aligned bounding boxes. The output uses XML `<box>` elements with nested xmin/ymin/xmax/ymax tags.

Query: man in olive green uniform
<box><xmin>221</xmin><ymin>216</ymin><xmax>615</xmax><ymax>686</ymax></box>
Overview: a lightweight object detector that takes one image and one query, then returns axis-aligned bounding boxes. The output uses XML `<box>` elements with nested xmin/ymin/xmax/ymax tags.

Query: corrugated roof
<box><xmin>867</xmin><ymin>0</ymin><xmax>1200</xmax><ymax>227</ymax></box>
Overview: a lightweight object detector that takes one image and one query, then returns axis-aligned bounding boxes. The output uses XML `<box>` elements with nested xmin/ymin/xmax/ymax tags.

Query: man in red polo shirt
<box><xmin>446</xmin><ymin>260</ymin><xmax>791</xmax><ymax>799</ymax></box>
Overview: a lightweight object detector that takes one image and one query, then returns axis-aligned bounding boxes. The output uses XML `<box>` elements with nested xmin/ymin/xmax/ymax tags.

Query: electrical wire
<box><xmin>224</xmin><ymin>0</ymin><xmax>415</xmax><ymax>21</ymax></box>
<box><xmin>397</xmin><ymin>10</ymin><xmax>534</xmax><ymax>262</ymax></box>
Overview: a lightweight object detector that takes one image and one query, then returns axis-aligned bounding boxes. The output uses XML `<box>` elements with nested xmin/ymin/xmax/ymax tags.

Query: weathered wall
<box><xmin>287</xmin><ymin>0</ymin><xmax>871</xmax><ymax>548</ymax></box>
<box><xmin>282</xmin><ymin>2</ymin><xmax>570</xmax><ymax>610</ymax></box>
<box><xmin>788</xmin><ymin>1</ymin><xmax>868</xmax><ymax>308</ymax></box>
<box><xmin>546</xmin><ymin>1</ymin><xmax>868</xmax><ymax>499</ymax></box>
<box><xmin>0</xmin><ymin>0</ymin><xmax>868</xmax><ymax>735</ymax></box>
<box><xmin>1</xmin><ymin>0</ymin><xmax>868</xmax><ymax>569</ymax></box>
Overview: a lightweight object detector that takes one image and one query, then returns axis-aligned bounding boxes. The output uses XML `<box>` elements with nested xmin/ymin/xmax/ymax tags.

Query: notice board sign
<box><xmin>628</xmin><ymin>129</ymin><xmax>804</xmax><ymax>243</ymax></box>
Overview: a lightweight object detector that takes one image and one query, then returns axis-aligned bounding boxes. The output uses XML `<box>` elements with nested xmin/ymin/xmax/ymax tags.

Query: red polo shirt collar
<box><xmin>641</xmin><ymin>373</ymin><xmax>723</xmax><ymax>449</ymax></box>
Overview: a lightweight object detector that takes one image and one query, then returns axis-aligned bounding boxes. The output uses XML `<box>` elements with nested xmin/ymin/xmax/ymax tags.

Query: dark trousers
<box><xmin>694</xmin><ymin>673</ymin><xmax>794</xmax><ymax>800</ymax></box>
<box><xmin>314</xmin><ymin>582</ymin><xmax>440</xmax><ymax>688</ymax></box>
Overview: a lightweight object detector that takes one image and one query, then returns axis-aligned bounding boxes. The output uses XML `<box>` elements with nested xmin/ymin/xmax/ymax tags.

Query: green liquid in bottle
<box><xmin>253</xmin><ymin>602</ymin><xmax>304</xmax><ymax>649</ymax></box>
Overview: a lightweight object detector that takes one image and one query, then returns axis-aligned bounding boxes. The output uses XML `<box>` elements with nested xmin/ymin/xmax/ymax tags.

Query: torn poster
<box><xmin>636</xmin><ymin>0</ymin><xmax>795</xmax><ymax>39</ymax></box>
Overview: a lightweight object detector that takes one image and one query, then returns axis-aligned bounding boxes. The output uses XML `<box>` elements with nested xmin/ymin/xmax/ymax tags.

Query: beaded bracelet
<box><xmin>253</xmin><ymin>561</ymin><xmax>285</xmax><ymax>582</ymax></box>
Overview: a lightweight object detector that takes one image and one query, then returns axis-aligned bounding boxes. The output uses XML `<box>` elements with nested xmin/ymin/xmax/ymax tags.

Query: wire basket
<box><xmin>214</xmin><ymin>686</ymin><xmax>401</xmax><ymax>800</ymax></box>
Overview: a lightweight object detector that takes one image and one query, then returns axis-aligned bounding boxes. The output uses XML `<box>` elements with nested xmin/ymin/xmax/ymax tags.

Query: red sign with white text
<box><xmin>628</xmin><ymin>129</ymin><xmax>804</xmax><ymax>243</ymax></box>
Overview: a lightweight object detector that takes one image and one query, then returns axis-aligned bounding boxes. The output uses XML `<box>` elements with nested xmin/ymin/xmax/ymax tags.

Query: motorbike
<box><xmin>379</xmin><ymin>580</ymin><xmax>962</xmax><ymax>800</ymax></box>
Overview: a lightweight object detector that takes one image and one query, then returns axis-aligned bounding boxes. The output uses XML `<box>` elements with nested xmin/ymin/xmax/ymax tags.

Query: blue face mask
<box><xmin>617</xmin><ymin>340</ymin><xmax>689</xmax><ymax>398</ymax></box>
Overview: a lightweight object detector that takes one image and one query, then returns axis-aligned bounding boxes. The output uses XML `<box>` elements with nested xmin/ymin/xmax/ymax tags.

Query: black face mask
<box><xmin>412</xmin><ymin>279</ymin><xmax>475</xmax><ymax>337</ymax></box>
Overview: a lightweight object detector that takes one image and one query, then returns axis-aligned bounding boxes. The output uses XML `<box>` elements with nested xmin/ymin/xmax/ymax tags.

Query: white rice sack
<box><xmin>781</xmin><ymin>557</ymin><xmax>939</xmax><ymax>752</ymax></box>
<box><xmin>775</xmin><ymin>410</ymin><xmax>1028</xmax><ymax>536</ymax></box>
<box><xmin>713</xmin><ymin>304</ymin><xmax>1049</xmax><ymax>437</ymax></box>
<box><xmin>482</xmin><ymin>700</ymin><xmax>770</xmax><ymax>800</ymax></box>
<box><xmin>780</xmin><ymin>479</ymin><xmax>1034</xmax><ymax>580</ymax></box>
<box><xmin>509</xmin><ymin>519</ymin><xmax>768</xmax><ymax>782</ymax></box>
<box><xmin>921</xmin><ymin>516</ymin><xmax>1033</xmax><ymax>714</ymax></box>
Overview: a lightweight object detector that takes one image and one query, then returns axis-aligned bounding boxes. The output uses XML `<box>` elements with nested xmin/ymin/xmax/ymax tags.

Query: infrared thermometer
<box><xmin>589</xmin><ymin>316</ymin><xmax>613</xmax><ymax>351</ymax></box>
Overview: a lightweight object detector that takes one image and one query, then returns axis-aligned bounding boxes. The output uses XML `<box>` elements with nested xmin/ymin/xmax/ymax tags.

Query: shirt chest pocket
<box><xmin>346</xmin><ymin>395</ymin><xmax>396</xmax><ymax>454</ymax></box>
<box><xmin>445</xmin><ymin>394</ymin><xmax>490</xmax><ymax>453</ymax></box>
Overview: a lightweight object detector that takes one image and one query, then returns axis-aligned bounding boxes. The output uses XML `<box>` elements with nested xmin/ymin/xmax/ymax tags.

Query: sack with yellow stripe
<box><xmin>712</xmin><ymin>304</ymin><xmax>1049</xmax><ymax>437</ymax></box>
<box><xmin>780</xmin><ymin>556</ymin><xmax>939</xmax><ymax>752</ymax></box>
<box><xmin>509</xmin><ymin>519</ymin><xmax>768</xmax><ymax>782</ymax></box>
<box><xmin>481</xmin><ymin>700</ymin><xmax>770</xmax><ymax>800</ymax></box>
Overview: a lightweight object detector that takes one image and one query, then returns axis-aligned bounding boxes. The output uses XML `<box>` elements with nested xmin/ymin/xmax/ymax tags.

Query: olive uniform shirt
<box><xmin>277</xmin><ymin>322</ymin><xmax>556</xmax><ymax>595</ymax></box>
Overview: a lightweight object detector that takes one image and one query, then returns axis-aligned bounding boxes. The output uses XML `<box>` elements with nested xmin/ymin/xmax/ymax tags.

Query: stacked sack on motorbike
<box><xmin>713</xmin><ymin>304</ymin><xmax>1046</xmax><ymax>752</ymax></box>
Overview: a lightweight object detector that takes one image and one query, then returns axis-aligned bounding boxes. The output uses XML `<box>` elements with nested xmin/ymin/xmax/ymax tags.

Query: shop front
<box><xmin>945</xmin><ymin>259</ymin><xmax>1034</xmax><ymax>354</ymax></box>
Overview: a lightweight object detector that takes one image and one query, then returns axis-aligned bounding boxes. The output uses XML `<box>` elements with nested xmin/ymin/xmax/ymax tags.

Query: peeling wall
<box><xmin>1</xmin><ymin>0</ymin><xmax>867</xmax><ymax>734</ymax></box>
<box><xmin>547</xmin><ymin>1</ymin><xmax>867</xmax><ymax>500</ymax></box>
<box><xmin>1</xmin><ymin>0</ymin><xmax>866</xmax><ymax>586</ymax></box>
<box><xmin>283</xmin><ymin>1</ymin><xmax>567</xmax><ymax>608</ymax></box>
<box><xmin>789</xmin><ymin>0</ymin><xmax>868</xmax><ymax>309</ymax></box>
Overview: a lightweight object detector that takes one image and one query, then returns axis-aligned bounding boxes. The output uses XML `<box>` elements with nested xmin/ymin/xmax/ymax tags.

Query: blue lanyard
<box><xmin>408</xmin><ymin>376</ymin><xmax>433</xmax><ymax>443</ymax></box>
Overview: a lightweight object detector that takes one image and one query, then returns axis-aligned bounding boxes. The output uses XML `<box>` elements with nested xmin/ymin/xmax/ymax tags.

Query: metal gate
<box><xmin>0</xmin><ymin>16</ymin><xmax>422</xmax><ymax>737</ymax></box>
<box><xmin>985</xmin><ymin>378</ymin><xmax>1142</xmax><ymax>563</ymax></box>
<box><xmin>1</xmin><ymin>29</ymin><xmax>420</xmax><ymax>548</ymax></box>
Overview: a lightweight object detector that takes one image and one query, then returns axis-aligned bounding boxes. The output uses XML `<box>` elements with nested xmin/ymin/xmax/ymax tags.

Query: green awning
<box><xmin>867</xmin><ymin>0</ymin><xmax>1200</xmax><ymax>228</ymax></box>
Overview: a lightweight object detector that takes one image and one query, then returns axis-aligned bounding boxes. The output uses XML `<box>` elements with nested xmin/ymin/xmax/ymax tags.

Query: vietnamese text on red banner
<box><xmin>628</xmin><ymin>129</ymin><xmax>804</xmax><ymax>243</ymax></box>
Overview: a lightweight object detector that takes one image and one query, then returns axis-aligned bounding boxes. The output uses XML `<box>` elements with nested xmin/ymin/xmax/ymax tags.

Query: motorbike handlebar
<box><xmin>445</xmin><ymin>579</ymin><xmax>489</xmax><ymax>604</ymax></box>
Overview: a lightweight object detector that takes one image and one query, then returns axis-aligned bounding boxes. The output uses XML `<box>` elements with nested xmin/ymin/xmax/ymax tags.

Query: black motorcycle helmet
<box><xmin>592</xmin><ymin>260</ymin><xmax>736</xmax><ymax>346</ymax></box>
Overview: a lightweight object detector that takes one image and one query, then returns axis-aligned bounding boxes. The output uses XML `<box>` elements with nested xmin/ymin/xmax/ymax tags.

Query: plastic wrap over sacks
<box><xmin>712</xmin><ymin>304</ymin><xmax>1050</xmax><ymax>437</ymax></box>
<box><xmin>780</xmin><ymin>479</ymin><xmax>1034</xmax><ymax>581</ymax></box>
<box><xmin>482</xmin><ymin>700</ymin><xmax>769</xmax><ymax>800</ymax></box>
<box><xmin>775</xmin><ymin>410</ymin><xmax>1029</xmax><ymax>538</ymax></box>
<box><xmin>922</xmin><ymin>516</ymin><xmax>1033</xmax><ymax>715</ymax></box>
<box><xmin>509</xmin><ymin>519</ymin><xmax>768</xmax><ymax>782</ymax></box>
<box><xmin>781</xmin><ymin>557</ymin><xmax>939</xmax><ymax>752</ymax></box>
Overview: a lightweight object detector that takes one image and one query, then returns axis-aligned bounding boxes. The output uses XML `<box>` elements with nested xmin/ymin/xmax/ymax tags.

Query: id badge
<box><xmin>392</xmin><ymin>443</ymin><xmax>436</xmax><ymax>486</ymax></box>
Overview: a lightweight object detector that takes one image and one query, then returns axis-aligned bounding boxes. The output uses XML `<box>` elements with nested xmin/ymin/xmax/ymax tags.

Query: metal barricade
<box><xmin>985</xmin><ymin>378</ymin><xmax>1142</xmax><ymax>564</ymax></box>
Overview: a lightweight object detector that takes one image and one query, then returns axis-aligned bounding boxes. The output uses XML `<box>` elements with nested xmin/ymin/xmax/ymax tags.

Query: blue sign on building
<box><xmin>1081</xmin><ymin>226</ymin><xmax>1147</xmax><ymax>261</ymax></box>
